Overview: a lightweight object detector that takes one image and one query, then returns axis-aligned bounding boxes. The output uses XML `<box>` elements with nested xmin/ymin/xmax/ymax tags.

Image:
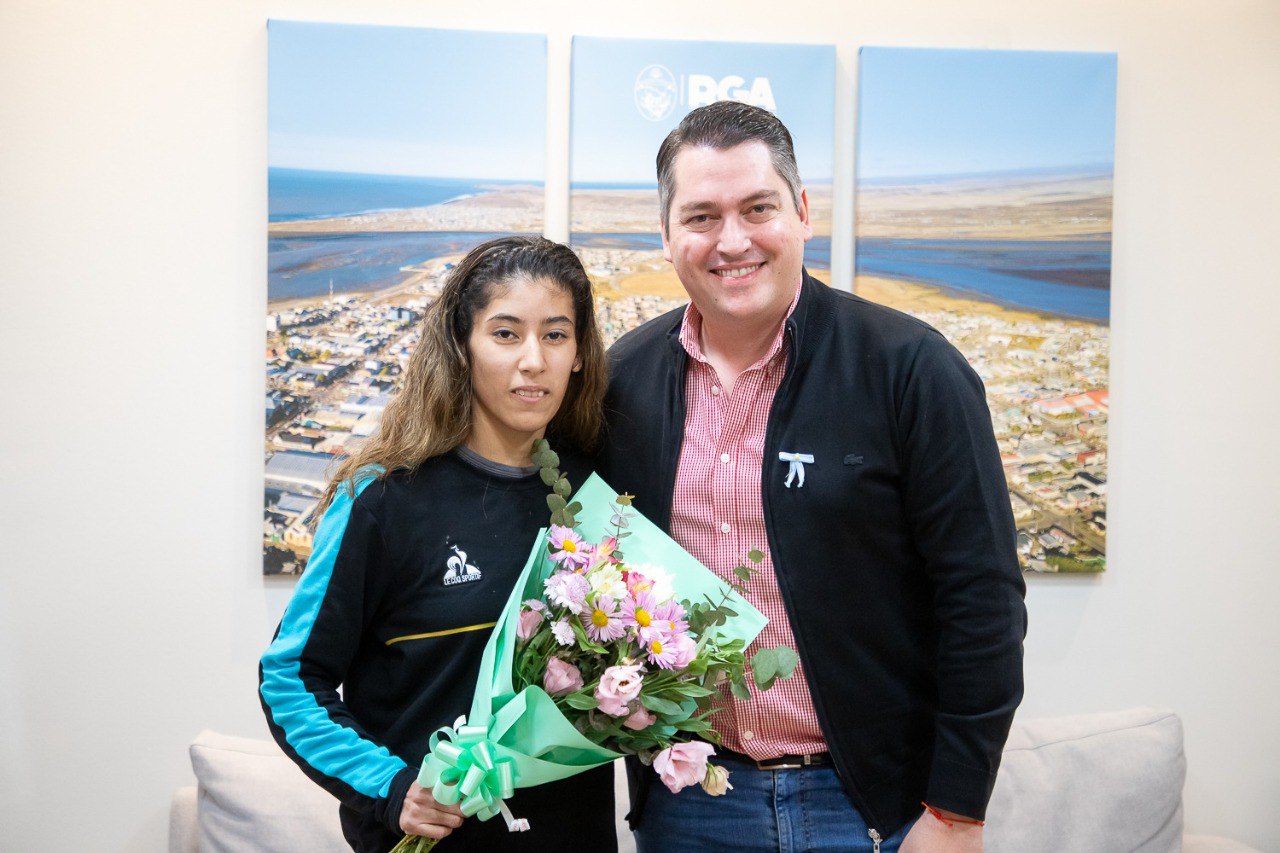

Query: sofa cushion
<box><xmin>189</xmin><ymin>730</ymin><xmax>348</xmax><ymax>852</ymax></box>
<box><xmin>986</xmin><ymin>707</ymin><xmax>1185</xmax><ymax>853</ymax></box>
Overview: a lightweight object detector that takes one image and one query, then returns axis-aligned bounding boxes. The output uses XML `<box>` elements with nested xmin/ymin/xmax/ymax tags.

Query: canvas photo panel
<box><xmin>264</xmin><ymin>21</ymin><xmax>547</xmax><ymax>575</ymax></box>
<box><xmin>855</xmin><ymin>47</ymin><xmax>1117</xmax><ymax>573</ymax></box>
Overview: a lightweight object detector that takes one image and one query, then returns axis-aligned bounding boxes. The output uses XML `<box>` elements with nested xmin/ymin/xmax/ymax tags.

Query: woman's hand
<box><xmin>399</xmin><ymin>781</ymin><xmax>466</xmax><ymax>840</ymax></box>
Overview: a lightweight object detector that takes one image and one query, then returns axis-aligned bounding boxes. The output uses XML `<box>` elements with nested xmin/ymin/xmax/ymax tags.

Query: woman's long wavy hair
<box><xmin>314</xmin><ymin>236</ymin><xmax>606</xmax><ymax>519</ymax></box>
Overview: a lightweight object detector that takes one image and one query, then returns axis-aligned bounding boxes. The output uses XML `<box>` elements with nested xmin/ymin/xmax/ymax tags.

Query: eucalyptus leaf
<box><xmin>566</xmin><ymin>501</ymin><xmax>583</xmax><ymax>515</ymax></box>
<box><xmin>773</xmin><ymin>645</ymin><xmax>800</xmax><ymax>679</ymax></box>
<box><xmin>734</xmin><ymin>565</ymin><xmax>751</xmax><ymax>583</ymax></box>
<box><xmin>539</xmin><ymin>468</ymin><xmax>559</xmax><ymax>486</ymax></box>
<box><xmin>547</xmin><ymin>494</ymin><xmax>567</xmax><ymax>512</ymax></box>
<box><xmin>730</xmin><ymin>679</ymin><xmax>752</xmax><ymax>701</ymax></box>
<box><xmin>553</xmin><ymin>477</ymin><xmax>572</xmax><ymax>498</ymax></box>
<box><xmin>751</xmin><ymin>647</ymin><xmax>779</xmax><ymax>681</ymax></box>
<box><xmin>748</xmin><ymin>549</ymin><xmax>765</xmax><ymax>563</ymax></box>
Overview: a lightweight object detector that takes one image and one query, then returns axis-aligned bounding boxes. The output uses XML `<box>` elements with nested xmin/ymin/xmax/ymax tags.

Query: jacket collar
<box><xmin>663</xmin><ymin>268</ymin><xmax>825</xmax><ymax>366</ymax></box>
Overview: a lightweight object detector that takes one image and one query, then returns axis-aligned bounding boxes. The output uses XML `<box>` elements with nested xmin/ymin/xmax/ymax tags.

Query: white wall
<box><xmin>2</xmin><ymin>0</ymin><xmax>1277</xmax><ymax>849</ymax></box>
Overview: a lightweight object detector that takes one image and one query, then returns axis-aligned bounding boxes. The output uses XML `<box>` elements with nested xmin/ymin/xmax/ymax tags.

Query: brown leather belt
<box><xmin>719</xmin><ymin>748</ymin><xmax>833</xmax><ymax>770</ymax></box>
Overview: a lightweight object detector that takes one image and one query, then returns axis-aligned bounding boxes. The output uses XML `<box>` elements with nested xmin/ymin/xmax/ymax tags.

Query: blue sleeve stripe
<box><xmin>259</xmin><ymin>476</ymin><xmax>407</xmax><ymax>799</ymax></box>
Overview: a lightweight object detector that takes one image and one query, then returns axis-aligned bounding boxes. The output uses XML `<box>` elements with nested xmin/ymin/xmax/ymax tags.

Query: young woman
<box><xmin>259</xmin><ymin>236</ymin><xmax>614</xmax><ymax>852</ymax></box>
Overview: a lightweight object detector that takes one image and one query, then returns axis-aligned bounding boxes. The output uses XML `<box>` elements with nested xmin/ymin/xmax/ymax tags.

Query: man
<box><xmin>596</xmin><ymin>101</ymin><xmax>1026</xmax><ymax>852</ymax></box>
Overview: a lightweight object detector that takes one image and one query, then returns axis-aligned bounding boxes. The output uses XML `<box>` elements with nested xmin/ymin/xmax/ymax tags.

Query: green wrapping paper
<box><xmin>411</xmin><ymin>473</ymin><xmax>769</xmax><ymax>838</ymax></box>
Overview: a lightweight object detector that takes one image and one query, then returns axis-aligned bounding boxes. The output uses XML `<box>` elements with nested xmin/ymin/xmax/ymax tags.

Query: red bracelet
<box><xmin>921</xmin><ymin>802</ymin><xmax>985</xmax><ymax>827</ymax></box>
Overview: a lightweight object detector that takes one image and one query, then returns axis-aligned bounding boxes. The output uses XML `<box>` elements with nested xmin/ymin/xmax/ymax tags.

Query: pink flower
<box><xmin>542</xmin><ymin>657</ymin><xmax>584</xmax><ymax>696</ymax></box>
<box><xmin>653</xmin><ymin>742</ymin><xmax>716</xmax><ymax>794</ymax></box>
<box><xmin>653</xmin><ymin>599</ymin><xmax>689</xmax><ymax>636</ymax></box>
<box><xmin>623</xmin><ymin>570</ymin><xmax>653</xmax><ymax>597</ymax></box>
<box><xmin>548</xmin><ymin>525</ymin><xmax>591</xmax><ymax>571</ymax></box>
<box><xmin>544</xmin><ymin>570</ymin><xmax>589</xmax><ymax>615</ymax></box>
<box><xmin>668</xmin><ymin>633</ymin><xmax>698</xmax><ymax>670</ymax></box>
<box><xmin>595</xmin><ymin>663</ymin><xmax>645</xmax><ymax>717</ymax></box>
<box><xmin>623</xmin><ymin>706</ymin><xmax>656</xmax><ymax>731</ymax></box>
<box><xmin>645</xmin><ymin>635</ymin><xmax>678</xmax><ymax>669</ymax></box>
<box><xmin>620</xmin><ymin>591</ymin><xmax>658</xmax><ymax>638</ymax></box>
<box><xmin>516</xmin><ymin>607</ymin><xmax>544</xmax><ymax>641</ymax></box>
<box><xmin>585</xmin><ymin>595</ymin><xmax>626</xmax><ymax>643</ymax></box>
<box><xmin>596</xmin><ymin>536</ymin><xmax>619</xmax><ymax>562</ymax></box>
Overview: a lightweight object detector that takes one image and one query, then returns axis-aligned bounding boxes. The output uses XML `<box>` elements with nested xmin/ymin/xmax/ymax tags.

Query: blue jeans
<box><xmin>633</xmin><ymin>754</ymin><xmax>916</xmax><ymax>853</ymax></box>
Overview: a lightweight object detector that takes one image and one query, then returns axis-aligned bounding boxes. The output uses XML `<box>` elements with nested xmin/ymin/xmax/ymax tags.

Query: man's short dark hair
<box><xmin>656</xmin><ymin>101</ymin><xmax>804</xmax><ymax>232</ymax></box>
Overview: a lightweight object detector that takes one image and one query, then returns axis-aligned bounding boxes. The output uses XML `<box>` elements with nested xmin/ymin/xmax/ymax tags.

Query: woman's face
<box><xmin>466</xmin><ymin>276</ymin><xmax>579</xmax><ymax>465</ymax></box>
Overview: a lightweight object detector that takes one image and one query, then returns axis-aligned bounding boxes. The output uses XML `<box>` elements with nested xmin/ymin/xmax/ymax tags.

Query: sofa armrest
<box><xmin>168</xmin><ymin>785</ymin><xmax>198</xmax><ymax>853</ymax></box>
<box><xmin>1183</xmin><ymin>834</ymin><xmax>1263</xmax><ymax>853</ymax></box>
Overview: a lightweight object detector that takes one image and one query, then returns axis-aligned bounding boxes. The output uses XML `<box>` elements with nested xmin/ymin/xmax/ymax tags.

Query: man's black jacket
<box><xmin>596</xmin><ymin>270</ymin><xmax>1027</xmax><ymax>837</ymax></box>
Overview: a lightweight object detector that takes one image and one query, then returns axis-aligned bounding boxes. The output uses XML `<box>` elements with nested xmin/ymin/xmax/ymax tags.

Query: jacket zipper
<box><xmin>759</xmin><ymin>312</ymin><xmax>886</xmax><ymax>840</ymax></box>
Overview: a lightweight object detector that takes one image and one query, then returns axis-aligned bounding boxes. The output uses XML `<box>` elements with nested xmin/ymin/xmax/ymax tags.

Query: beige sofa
<box><xmin>171</xmin><ymin>707</ymin><xmax>1258</xmax><ymax>852</ymax></box>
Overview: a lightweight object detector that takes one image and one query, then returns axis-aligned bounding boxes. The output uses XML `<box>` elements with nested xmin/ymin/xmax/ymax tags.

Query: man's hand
<box><xmin>399</xmin><ymin>781</ymin><xmax>465</xmax><ymax>840</ymax></box>
<box><xmin>900</xmin><ymin>807</ymin><xmax>983</xmax><ymax>853</ymax></box>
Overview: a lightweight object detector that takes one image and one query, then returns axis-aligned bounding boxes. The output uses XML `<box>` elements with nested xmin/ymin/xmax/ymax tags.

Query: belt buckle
<box><xmin>756</xmin><ymin>754</ymin><xmax>815</xmax><ymax>771</ymax></box>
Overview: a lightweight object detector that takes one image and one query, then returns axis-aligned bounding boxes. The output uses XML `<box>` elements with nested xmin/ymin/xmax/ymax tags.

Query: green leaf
<box><xmin>550</xmin><ymin>510</ymin><xmax>566</xmax><ymax>527</ymax></box>
<box><xmin>671</xmin><ymin>682</ymin><xmax>717</xmax><ymax>698</ymax></box>
<box><xmin>533</xmin><ymin>438</ymin><xmax>550</xmax><ymax>453</ymax></box>
<box><xmin>614</xmin><ymin>493</ymin><xmax>633</xmax><ymax>507</ymax></box>
<box><xmin>674</xmin><ymin>718</ymin><xmax>712</xmax><ymax>733</ymax></box>
<box><xmin>563</xmin><ymin>512</ymin><xmax>576</xmax><ymax>527</ymax></box>
<box><xmin>566</xmin><ymin>501</ymin><xmax>583</xmax><ymax>515</ymax></box>
<box><xmin>564</xmin><ymin>692</ymin><xmax>599</xmax><ymax>710</ymax></box>
<box><xmin>772</xmin><ymin>645</ymin><xmax>800</xmax><ymax>679</ymax></box>
<box><xmin>547</xmin><ymin>494</ymin><xmax>567</xmax><ymax>512</ymax></box>
<box><xmin>553</xmin><ymin>477</ymin><xmax>572</xmax><ymax>498</ymax></box>
<box><xmin>730</xmin><ymin>679</ymin><xmax>752</xmax><ymax>701</ymax></box>
<box><xmin>733</xmin><ymin>565</ymin><xmax>752</xmax><ymax>584</ymax></box>
<box><xmin>539</xmin><ymin>468</ymin><xmax>559</xmax><ymax>486</ymax></box>
<box><xmin>718</xmin><ymin>607</ymin><xmax>738</xmax><ymax>619</ymax></box>
<box><xmin>639</xmin><ymin>694</ymin><xmax>683</xmax><ymax>716</ymax></box>
<box><xmin>748</xmin><ymin>549</ymin><xmax>765</xmax><ymax>563</ymax></box>
<box><xmin>751</xmin><ymin>647</ymin><xmax>778</xmax><ymax>681</ymax></box>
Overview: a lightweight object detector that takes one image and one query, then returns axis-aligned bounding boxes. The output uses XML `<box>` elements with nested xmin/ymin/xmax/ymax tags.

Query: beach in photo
<box><xmin>263</xmin><ymin>22</ymin><xmax>547</xmax><ymax>575</ymax></box>
<box><xmin>856</xmin><ymin>47</ymin><xmax>1117</xmax><ymax>572</ymax></box>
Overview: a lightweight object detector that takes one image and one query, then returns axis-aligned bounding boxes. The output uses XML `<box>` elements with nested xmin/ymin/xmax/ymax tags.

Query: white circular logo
<box><xmin>634</xmin><ymin>64</ymin><xmax>677</xmax><ymax>122</ymax></box>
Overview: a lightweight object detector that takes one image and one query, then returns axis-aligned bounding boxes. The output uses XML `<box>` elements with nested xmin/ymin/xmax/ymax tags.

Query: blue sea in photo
<box><xmin>855</xmin><ymin>238</ymin><xmax>1111</xmax><ymax>322</ymax></box>
<box><xmin>572</xmin><ymin>232</ymin><xmax>833</xmax><ymax>271</ymax></box>
<box><xmin>268</xmin><ymin>231</ymin><xmax>522</xmax><ymax>301</ymax></box>
<box><xmin>269</xmin><ymin>168</ymin><xmax>532</xmax><ymax>222</ymax></box>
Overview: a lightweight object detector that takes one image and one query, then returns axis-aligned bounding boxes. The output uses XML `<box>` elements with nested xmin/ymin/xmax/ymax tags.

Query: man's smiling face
<box><xmin>661</xmin><ymin>140</ymin><xmax>812</xmax><ymax>331</ymax></box>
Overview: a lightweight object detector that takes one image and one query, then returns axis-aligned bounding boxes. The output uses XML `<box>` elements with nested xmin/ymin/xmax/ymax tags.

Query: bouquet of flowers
<box><xmin>390</xmin><ymin>442</ymin><xmax>796</xmax><ymax>851</ymax></box>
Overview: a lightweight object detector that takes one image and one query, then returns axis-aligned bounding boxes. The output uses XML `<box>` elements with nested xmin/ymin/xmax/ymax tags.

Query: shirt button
<box><xmin>720</xmin><ymin>453</ymin><xmax>731</xmax><ymax>464</ymax></box>
<box><xmin>711</xmin><ymin>386</ymin><xmax>721</xmax><ymax>396</ymax></box>
<box><xmin>719</xmin><ymin>522</ymin><xmax>731</xmax><ymax>534</ymax></box>
<box><xmin>742</xmin><ymin>730</ymin><xmax>755</xmax><ymax>741</ymax></box>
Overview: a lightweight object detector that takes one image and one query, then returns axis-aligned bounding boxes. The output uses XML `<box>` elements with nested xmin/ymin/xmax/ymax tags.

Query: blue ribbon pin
<box><xmin>778</xmin><ymin>452</ymin><xmax>815</xmax><ymax>488</ymax></box>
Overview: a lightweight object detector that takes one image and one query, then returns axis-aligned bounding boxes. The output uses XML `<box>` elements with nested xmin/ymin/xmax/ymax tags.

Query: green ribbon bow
<box><xmin>419</xmin><ymin>717</ymin><xmax>522</xmax><ymax>825</ymax></box>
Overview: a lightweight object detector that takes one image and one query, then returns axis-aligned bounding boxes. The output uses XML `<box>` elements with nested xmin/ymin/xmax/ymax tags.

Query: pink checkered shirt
<box><xmin>671</xmin><ymin>286</ymin><xmax>828</xmax><ymax>760</ymax></box>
